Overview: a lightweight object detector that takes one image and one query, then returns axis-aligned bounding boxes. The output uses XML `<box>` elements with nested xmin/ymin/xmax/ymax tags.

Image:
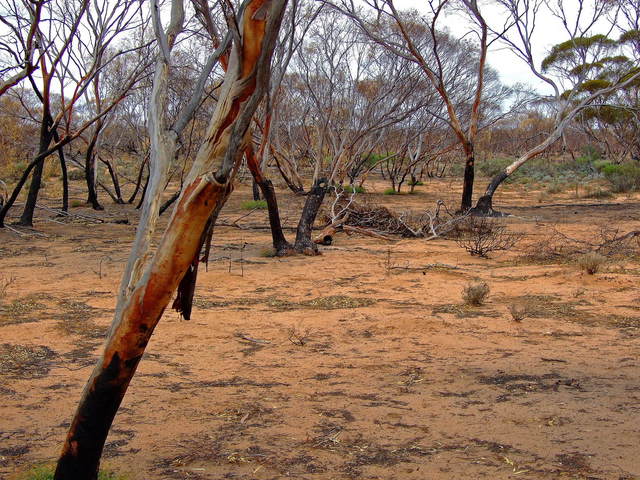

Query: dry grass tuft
<box><xmin>462</xmin><ymin>281</ymin><xmax>490</xmax><ymax>306</ymax></box>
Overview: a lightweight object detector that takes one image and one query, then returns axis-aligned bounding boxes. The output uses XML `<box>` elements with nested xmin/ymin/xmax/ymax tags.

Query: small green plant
<box><xmin>15</xmin><ymin>465</ymin><xmax>126</xmax><ymax>480</ymax></box>
<box><xmin>462</xmin><ymin>281</ymin><xmax>490</xmax><ymax>306</ymax></box>
<box><xmin>408</xmin><ymin>180</ymin><xmax>423</xmax><ymax>186</ymax></box>
<box><xmin>602</xmin><ymin>163</ymin><xmax>640</xmax><ymax>192</ymax></box>
<box><xmin>383</xmin><ymin>187</ymin><xmax>398</xmax><ymax>195</ymax></box>
<box><xmin>241</xmin><ymin>199</ymin><xmax>268</xmax><ymax>210</ymax></box>
<box><xmin>343</xmin><ymin>185</ymin><xmax>365</xmax><ymax>194</ymax></box>
<box><xmin>576</xmin><ymin>251</ymin><xmax>608</xmax><ymax>275</ymax></box>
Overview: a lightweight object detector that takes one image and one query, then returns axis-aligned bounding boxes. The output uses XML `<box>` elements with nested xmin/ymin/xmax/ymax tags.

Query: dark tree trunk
<box><xmin>101</xmin><ymin>158</ymin><xmax>124</xmax><ymax>204</ymax></box>
<box><xmin>258</xmin><ymin>177</ymin><xmax>292</xmax><ymax>255</ymax></box>
<box><xmin>245</xmin><ymin>144</ymin><xmax>292</xmax><ymax>255</ymax></box>
<box><xmin>460</xmin><ymin>154</ymin><xmax>475</xmax><ymax>213</ymax></box>
<box><xmin>471</xmin><ymin>171</ymin><xmax>509</xmax><ymax>216</ymax></box>
<box><xmin>127</xmin><ymin>156</ymin><xmax>148</xmax><ymax>204</ymax></box>
<box><xmin>85</xmin><ymin>135</ymin><xmax>104</xmax><ymax>210</ymax></box>
<box><xmin>252</xmin><ymin>180</ymin><xmax>261</xmax><ymax>201</ymax></box>
<box><xmin>58</xmin><ymin>139</ymin><xmax>69</xmax><ymax>213</ymax></box>
<box><xmin>293</xmin><ymin>178</ymin><xmax>328</xmax><ymax>255</ymax></box>
<box><xmin>159</xmin><ymin>190</ymin><xmax>181</xmax><ymax>216</ymax></box>
<box><xmin>136</xmin><ymin>166</ymin><xmax>150</xmax><ymax>210</ymax></box>
<box><xmin>18</xmin><ymin>115</ymin><xmax>53</xmax><ymax>226</ymax></box>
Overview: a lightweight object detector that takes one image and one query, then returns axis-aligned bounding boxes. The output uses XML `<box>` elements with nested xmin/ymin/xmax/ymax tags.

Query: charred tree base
<box><xmin>469</xmin><ymin>195</ymin><xmax>508</xmax><ymax>217</ymax></box>
<box><xmin>294</xmin><ymin>178</ymin><xmax>328</xmax><ymax>256</ymax></box>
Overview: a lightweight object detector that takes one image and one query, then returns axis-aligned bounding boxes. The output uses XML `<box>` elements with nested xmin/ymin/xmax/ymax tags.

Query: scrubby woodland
<box><xmin>1</xmin><ymin>0</ymin><xmax>640</xmax><ymax>479</ymax></box>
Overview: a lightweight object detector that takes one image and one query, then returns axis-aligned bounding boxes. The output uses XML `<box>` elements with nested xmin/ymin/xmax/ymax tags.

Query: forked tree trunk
<box><xmin>294</xmin><ymin>178</ymin><xmax>328</xmax><ymax>255</ymax></box>
<box><xmin>54</xmin><ymin>1</ymin><xmax>287</xmax><ymax>478</ymax></box>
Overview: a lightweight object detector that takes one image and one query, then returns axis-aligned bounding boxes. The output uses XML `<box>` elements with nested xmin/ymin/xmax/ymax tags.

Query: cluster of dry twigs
<box><xmin>524</xmin><ymin>224</ymin><xmax>640</xmax><ymax>261</ymax></box>
<box><xmin>316</xmin><ymin>187</ymin><xmax>468</xmax><ymax>243</ymax></box>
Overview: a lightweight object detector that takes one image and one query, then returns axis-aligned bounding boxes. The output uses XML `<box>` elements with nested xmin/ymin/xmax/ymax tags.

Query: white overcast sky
<box><xmin>391</xmin><ymin>0</ymin><xmax>612</xmax><ymax>93</ymax></box>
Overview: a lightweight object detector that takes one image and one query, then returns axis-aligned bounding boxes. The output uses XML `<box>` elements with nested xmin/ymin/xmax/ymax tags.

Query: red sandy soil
<box><xmin>1</xmin><ymin>178</ymin><xmax>639</xmax><ymax>479</ymax></box>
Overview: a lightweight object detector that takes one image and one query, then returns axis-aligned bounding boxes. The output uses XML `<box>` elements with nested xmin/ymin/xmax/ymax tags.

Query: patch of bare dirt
<box><xmin>0</xmin><ymin>179</ymin><xmax>639</xmax><ymax>479</ymax></box>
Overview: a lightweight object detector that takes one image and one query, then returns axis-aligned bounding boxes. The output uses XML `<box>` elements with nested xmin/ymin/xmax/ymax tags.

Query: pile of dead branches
<box><xmin>315</xmin><ymin>189</ymin><xmax>467</xmax><ymax>244</ymax></box>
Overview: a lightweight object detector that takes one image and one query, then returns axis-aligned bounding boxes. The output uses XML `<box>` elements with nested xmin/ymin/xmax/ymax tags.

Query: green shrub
<box><xmin>602</xmin><ymin>163</ymin><xmax>640</xmax><ymax>192</ymax></box>
<box><xmin>478</xmin><ymin>157</ymin><xmax>512</xmax><ymax>177</ymax></box>
<box><xmin>408</xmin><ymin>180</ymin><xmax>424</xmax><ymax>186</ymax></box>
<box><xmin>592</xmin><ymin>159</ymin><xmax>613</xmax><ymax>172</ymax></box>
<box><xmin>241</xmin><ymin>199</ymin><xmax>268</xmax><ymax>210</ymax></box>
<box><xmin>383</xmin><ymin>187</ymin><xmax>397</xmax><ymax>195</ymax></box>
<box><xmin>343</xmin><ymin>185</ymin><xmax>365</xmax><ymax>194</ymax></box>
<box><xmin>70</xmin><ymin>199</ymin><xmax>83</xmax><ymax>208</ymax></box>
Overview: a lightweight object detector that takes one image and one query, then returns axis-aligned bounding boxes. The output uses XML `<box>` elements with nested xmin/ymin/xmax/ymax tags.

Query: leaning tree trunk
<box><xmin>53</xmin><ymin>1</ymin><xmax>287</xmax><ymax>478</ymax></box>
<box><xmin>18</xmin><ymin>113</ymin><xmax>54</xmax><ymax>226</ymax></box>
<box><xmin>246</xmin><ymin>144</ymin><xmax>292</xmax><ymax>255</ymax></box>
<box><xmin>294</xmin><ymin>178</ymin><xmax>328</xmax><ymax>255</ymax></box>
<box><xmin>472</xmin><ymin>115</ymin><xmax>574</xmax><ymax>216</ymax></box>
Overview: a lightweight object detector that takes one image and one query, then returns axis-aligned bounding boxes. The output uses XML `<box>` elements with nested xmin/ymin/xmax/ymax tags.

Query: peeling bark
<box><xmin>54</xmin><ymin>1</ymin><xmax>288</xmax><ymax>477</ymax></box>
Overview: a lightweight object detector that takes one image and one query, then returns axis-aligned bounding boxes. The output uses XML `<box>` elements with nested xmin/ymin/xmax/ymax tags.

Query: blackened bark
<box><xmin>57</xmin><ymin>139</ymin><xmax>69</xmax><ymax>213</ymax></box>
<box><xmin>85</xmin><ymin>144</ymin><xmax>104</xmax><ymax>210</ymax></box>
<box><xmin>102</xmin><ymin>158</ymin><xmax>124</xmax><ymax>204</ymax></box>
<box><xmin>252</xmin><ymin>180</ymin><xmax>261</xmax><ymax>201</ymax></box>
<box><xmin>294</xmin><ymin>178</ymin><xmax>328</xmax><ymax>255</ymax></box>
<box><xmin>257</xmin><ymin>178</ymin><xmax>292</xmax><ymax>255</ymax></box>
<box><xmin>136</xmin><ymin>167</ymin><xmax>150</xmax><ymax>210</ymax></box>
<box><xmin>127</xmin><ymin>157</ymin><xmax>147</xmax><ymax>204</ymax></box>
<box><xmin>460</xmin><ymin>154</ymin><xmax>474</xmax><ymax>213</ymax></box>
<box><xmin>471</xmin><ymin>170</ymin><xmax>509</xmax><ymax>216</ymax></box>
<box><xmin>54</xmin><ymin>351</ymin><xmax>144</xmax><ymax>480</ymax></box>
<box><xmin>159</xmin><ymin>190</ymin><xmax>180</xmax><ymax>216</ymax></box>
<box><xmin>18</xmin><ymin>116</ymin><xmax>53</xmax><ymax>226</ymax></box>
<box><xmin>173</xmin><ymin>201</ymin><xmax>226</xmax><ymax>320</ymax></box>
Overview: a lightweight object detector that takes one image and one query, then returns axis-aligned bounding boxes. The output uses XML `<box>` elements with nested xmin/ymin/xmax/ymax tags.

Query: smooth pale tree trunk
<box><xmin>294</xmin><ymin>178</ymin><xmax>328</xmax><ymax>255</ymax></box>
<box><xmin>53</xmin><ymin>1</ymin><xmax>287</xmax><ymax>478</ymax></box>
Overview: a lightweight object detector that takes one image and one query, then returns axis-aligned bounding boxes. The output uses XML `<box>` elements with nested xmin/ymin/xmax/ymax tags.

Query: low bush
<box><xmin>343</xmin><ymin>184</ymin><xmax>365</xmax><ymax>194</ymax></box>
<box><xmin>455</xmin><ymin>217</ymin><xmax>522</xmax><ymax>258</ymax></box>
<box><xmin>601</xmin><ymin>163</ymin><xmax>640</xmax><ymax>193</ymax></box>
<box><xmin>462</xmin><ymin>281</ymin><xmax>490</xmax><ymax>306</ymax></box>
<box><xmin>576</xmin><ymin>252</ymin><xmax>608</xmax><ymax>275</ymax></box>
<box><xmin>241</xmin><ymin>199</ymin><xmax>268</xmax><ymax>210</ymax></box>
<box><xmin>383</xmin><ymin>187</ymin><xmax>397</xmax><ymax>195</ymax></box>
